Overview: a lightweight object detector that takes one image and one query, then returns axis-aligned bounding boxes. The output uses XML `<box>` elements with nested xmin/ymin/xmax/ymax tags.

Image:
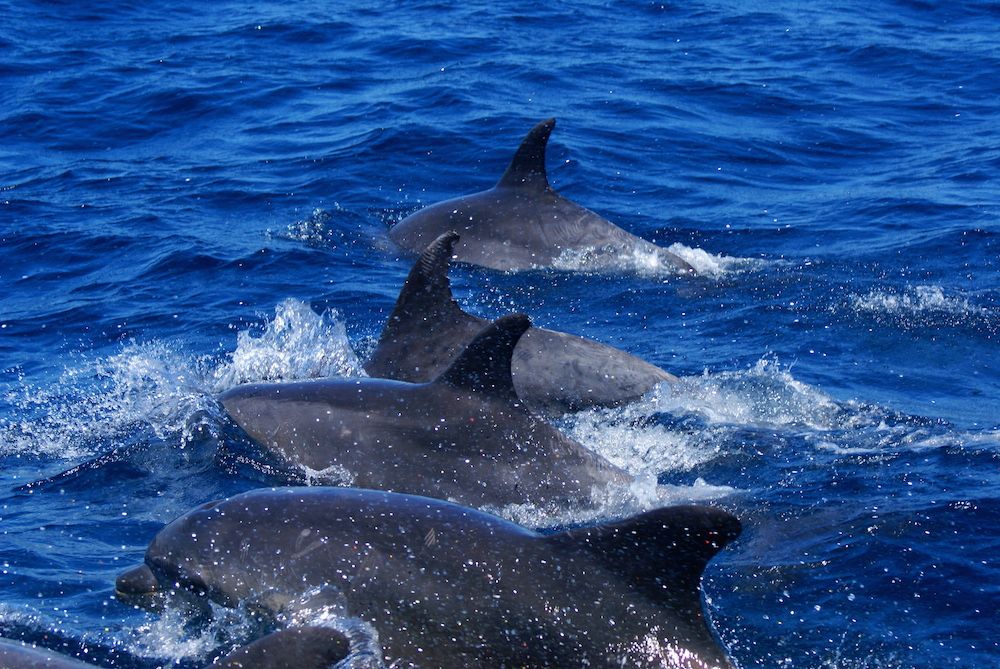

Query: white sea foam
<box><xmin>124</xmin><ymin>593</ymin><xmax>385</xmax><ymax>669</ymax></box>
<box><xmin>653</xmin><ymin>358</ymin><xmax>846</xmax><ymax>430</ymax></box>
<box><xmin>565</xmin><ymin>400</ymin><xmax>726</xmax><ymax>475</ymax></box>
<box><xmin>665</xmin><ymin>242</ymin><xmax>763</xmax><ymax>278</ymax></box>
<box><xmin>488</xmin><ymin>476</ymin><xmax>738</xmax><ymax>528</ymax></box>
<box><xmin>127</xmin><ymin>603</ymin><xmax>258</xmax><ymax>662</ymax></box>
<box><xmin>550</xmin><ymin>241</ymin><xmax>759</xmax><ymax>278</ymax></box>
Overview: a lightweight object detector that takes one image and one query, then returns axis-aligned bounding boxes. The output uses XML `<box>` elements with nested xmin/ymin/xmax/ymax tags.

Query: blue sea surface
<box><xmin>1</xmin><ymin>0</ymin><xmax>998</xmax><ymax>667</ymax></box>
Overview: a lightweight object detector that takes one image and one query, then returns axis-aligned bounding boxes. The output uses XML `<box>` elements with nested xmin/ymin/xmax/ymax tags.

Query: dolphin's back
<box><xmin>143</xmin><ymin>487</ymin><xmax>739</xmax><ymax>668</ymax></box>
<box><xmin>389</xmin><ymin>118</ymin><xmax>694</xmax><ymax>273</ymax></box>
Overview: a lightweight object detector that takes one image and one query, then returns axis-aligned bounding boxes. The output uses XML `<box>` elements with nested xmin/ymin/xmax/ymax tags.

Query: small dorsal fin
<box><xmin>434</xmin><ymin>313</ymin><xmax>531</xmax><ymax>399</ymax></box>
<box><xmin>549</xmin><ymin>505</ymin><xmax>740</xmax><ymax>615</ymax></box>
<box><xmin>496</xmin><ymin>118</ymin><xmax>555</xmax><ymax>191</ymax></box>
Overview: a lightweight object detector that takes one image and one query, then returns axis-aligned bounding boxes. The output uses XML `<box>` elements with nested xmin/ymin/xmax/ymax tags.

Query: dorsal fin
<box><xmin>496</xmin><ymin>118</ymin><xmax>555</xmax><ymax>191</ymax></box>
<box><xmin>384</xmin><ymin>231</ymin><xmax>462</xmax><ymax>324</ymax></box>
<box><xmin>434</xmin><ymin>313</ymin><xmax>531</xmax><ymax>399</ymax></box>
<box><xmin>548</xmin><ymin>505</ymin><xmax>740</xmax><ymax>615</ymax></box>
<box><xmin>365</xmin><ymin>232</ymin><xmax>495</xmax><ymax>383</ymax></box>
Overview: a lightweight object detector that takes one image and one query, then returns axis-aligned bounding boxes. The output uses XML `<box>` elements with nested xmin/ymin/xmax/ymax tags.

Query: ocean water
<box><xmin>1</xmin><ymin>0</ymin><xmax>998</xmax><ymax>667</ymax></box>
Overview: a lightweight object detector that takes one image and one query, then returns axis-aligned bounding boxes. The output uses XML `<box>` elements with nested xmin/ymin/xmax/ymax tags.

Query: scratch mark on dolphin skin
<box><xmin>292</xmin><ymin>528</ymin><xmax>329</xmax><ymax>560</ymax></box>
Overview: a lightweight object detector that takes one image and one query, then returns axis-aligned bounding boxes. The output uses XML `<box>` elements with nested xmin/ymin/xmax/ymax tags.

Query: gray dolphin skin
<box><xmin>0</xmin><ymin>628</ymin><xmax>350</xmax><ymax>669</ymax></box>
<box><xmin>0</xmin><ymin>640</ymin><xmax>95</xmax><ymax>669</ymax></box>
<box><xmin>389</xmin><ymin>118</ymin><xmax>696</xmax><ymax>274</ymax></box>
<box><xmin>116</xmin><ymin>487</ymin><xmax>740</xmax><ymax>669</ymax></box>
<box><xmin>366</xmin><ymin>231</ymin><xmax>678</xmax><ymax>417</ymax></box>
<box><xmin>220</xmin><ymin>314</ymin><xmax>629</xmax><ymax>508</ymax></box>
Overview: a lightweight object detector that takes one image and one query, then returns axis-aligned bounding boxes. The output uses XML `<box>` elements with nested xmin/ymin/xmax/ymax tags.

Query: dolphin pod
<box><xmin>11</xmin><ymin>117</ymin><xmax>744</xmax><ymax>667</ymax></box>
<box><xmin>389</xmin><ymin>118</ymin><xmax>696</xmax><ymax>274</ymax></box>
<box><xmin>116</xmin><ymin>487</ymin><xmax>740</xmax><ymax>669</ymax></box>
<box><xmin>365</xmin><ymin>231</ymin><xmax>678</xmax><ymax>417</ymax></box>
<box><xmin>221</xmin><ymin>313</ymin><xmax>631</xmax><ymax>508</ymax></box>
<box><xmin>0</xmin><ymin>627</ymin><xmax>350</xmax><ymax>668</ymax></box>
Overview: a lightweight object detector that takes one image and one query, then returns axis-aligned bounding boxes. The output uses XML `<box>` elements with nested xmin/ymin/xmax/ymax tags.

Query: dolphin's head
<box><xmin>116</xmin><ymin>498</ymin><xmax>252</xmax><ymax>608</ymax></box>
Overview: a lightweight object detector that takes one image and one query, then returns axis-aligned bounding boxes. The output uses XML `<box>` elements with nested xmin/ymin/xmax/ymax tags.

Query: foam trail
<box><xmin>488</xmin><ymin>477</ymin><xmax>737</xmax><ymax>529</ymax></box>
<box><xmin>653</xmin><ymin>357</ymin><xmax>847</xmax><ymax>430</ymax></box>
<box><xmin>550</xmin><ymin>241</ymin><xmax>762</xmax><ymax>278</ymax></box>
<box><xmin>666</xmin><ymin>242</ymin><xmax>764</xmax><ymax>278</ymax></box>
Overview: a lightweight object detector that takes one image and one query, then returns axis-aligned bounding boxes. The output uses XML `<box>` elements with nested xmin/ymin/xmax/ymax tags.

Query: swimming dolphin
<box><xmin>116</xmin><ymin>486</ymin><xmax>741</xmax><ymax>668</ymax></box>
<box><xmin>389</xmin><ymin>118</ymin><xmax>696</xmax><ymax>274</ymax></box>
<box><xmin>0</xmin><ymin>628</ymin><xmax>349</xmax><ymax>668</ymax></box>
<box><xmin>366</xmin><ymin>231</ymin><xmax>678</xmax><ymax>417</ymax></box>
<box><xmin>220</xmin><ymin>314</ymin><xmax>629</xmax><ymax>508</ymax></box>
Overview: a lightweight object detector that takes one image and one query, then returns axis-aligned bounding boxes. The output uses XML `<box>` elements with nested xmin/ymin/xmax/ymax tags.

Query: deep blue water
<box><xmin>2</xmin><ymin>0</ymin><xmax>998</xmax><ymax>667</ymax></box>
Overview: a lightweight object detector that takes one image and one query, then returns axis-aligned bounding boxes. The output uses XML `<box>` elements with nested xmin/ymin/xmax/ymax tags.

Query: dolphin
<box><xmin>366</xmin><ymin>231</ymin><xmax>678</xmax><ymax>417</ymax></box>
<box><xmin>0</xmin><ymin>628</ymin><xmax>350</xmax><ymax>668</ymax></box>
<box><xmin>116</xmin><ymin>486</ymin><xmax>741</xmax><ymax>668</ymax></box>
<box><xmin>220</xmin><ymin>314</ymin><xmax>629</xmax><ymax>508</ymax></box>
<box><xmin>389</xmin><ymin>118</ymin><xmax>696</xmax><ymax>274</ymax></box>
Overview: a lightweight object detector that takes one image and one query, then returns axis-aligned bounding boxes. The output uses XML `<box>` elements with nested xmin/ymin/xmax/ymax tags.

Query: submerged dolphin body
<box><xmin>366</xmin><ymin>231</ymin><xmax>678</xmax><ymax>417</ymax></box>
<box><xmin>117</xmin><ymin>487</ymin><xmax>741</xmax><ymax>668</ymax></box>
<box><xmin>389</xmin><ymin>118</ymin><xmax>695</xmax><ymax>274</ymax></box>
<box><xmin>221</xmin><ymin>314</ymin><xmax>629</xmax><ymax>509</ymax></box>
<box><xmin>0</xmin><ymin>628</ymin><xmax>350</xmax><ymax>669</ymax></box>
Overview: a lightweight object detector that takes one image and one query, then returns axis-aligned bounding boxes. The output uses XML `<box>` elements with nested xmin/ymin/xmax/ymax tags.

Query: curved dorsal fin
<box><xmin>434</xmin><ymin>313</ymin><xmax>531</xmax><ymax>400</ymax></box>
<box><xmin>385</xmin><ymin>231</ymin><xmax>462</xmax><ymax>323</ymax></box>
<box><xmin>548</xmin><ymin>505</ymin><xmax>741</xmax><ymax>615</ymax></box>
<box><xmin>496</xmin><ymin>118</ymin><xmax>555</xmax><ymax>191</ymax></box>
<box><xmin>365</xmin><ymin>231</ymin><xmax>466</xmax><ymax>380</ymax></box>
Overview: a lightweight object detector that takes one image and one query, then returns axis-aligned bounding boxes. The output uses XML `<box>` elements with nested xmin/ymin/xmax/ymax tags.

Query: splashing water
<box><xmin>847</xmin><ymin>285</ymin><xmax>980</xmax><ymax>317</ymax></box>
<box><xmin>212</xmin><ymin>298</ymin><xmax>365</xmax><ymax>388</ymax></box>
<box><xmin>550</xmin><ymin>241</ymin><xmax>760</xmax><ymax>278</ymax></box>
<box><xmin>488</xmin><ymin>477</ymin><xmax>737</xmax><ymax>530</ymax></box>
<box><xmin>0</xmin><ymin>299</ymin><xmax>364</xmax><ymax>459</ymax></box>
<box><xmin>666</xmin><ymin>243</ymin><xmax>764</xmax><ymax>278</ymax></box>
<box><xmin>0</xmin><ymin>341</ymin><xmax>215</xmax><ymax>458</ymax></box>
<box><xmin>654</xmin><ymin>357</ymin><xmax>848</xmax><ymax>430</ymax></box>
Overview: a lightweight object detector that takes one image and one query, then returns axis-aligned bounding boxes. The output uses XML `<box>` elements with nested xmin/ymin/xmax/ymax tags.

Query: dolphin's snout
<box><xmin>115</xmin><ymin>563</ymin><xmax>159</xmax><ymax>596</ymax></box>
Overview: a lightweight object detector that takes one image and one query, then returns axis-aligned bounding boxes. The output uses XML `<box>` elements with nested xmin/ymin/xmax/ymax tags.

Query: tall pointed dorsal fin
<box><xmin>385</xmin><ymin>231</ymin><xmax>462</xmax><ymax>324</ymax></box>
<box><xmin>549</xmin><ymin>505</ymin><xmax>740</xmax><ymax>613</ymax></box>
<box><xmin>497</xmin><ymin>118</ymin><xmax>555</xmax><ymax>191</ymax></box>
<box><xmin>434</xmin><ymin>313</ymin><xmax>531</xmax><ymax>399</ymax></box>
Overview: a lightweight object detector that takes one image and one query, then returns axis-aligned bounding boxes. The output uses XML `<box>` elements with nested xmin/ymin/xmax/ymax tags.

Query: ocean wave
<box><xmin>563</xmin><ymin>356</ymin><xmax>979</xmax><ymax>463</ymax></box>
